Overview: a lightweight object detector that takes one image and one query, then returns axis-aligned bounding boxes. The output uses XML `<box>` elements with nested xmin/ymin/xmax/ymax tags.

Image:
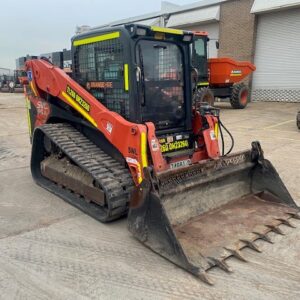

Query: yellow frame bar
<box><xmin>73</xmin><ymin>31</ymin><xmax>120</xmax><ymax>47</ymax></box>
<box><xmin>30</xmin><ymin>81</ymin><xmax>38</xmax><ymax>96</ymax></box>
<box><xmin>141</xmin><ymin>132</ymin><xmax>148</xmax><ymax>169</ymax></box>
<box><xmin>25</xmin><ymin>97</ymin><xmax>32</xmax><ymax>137</ymax></box>
<box><xmin>214</xmin><ymin>123</ymin><xmax>219</xmax><ymax>139</ymax></box>
<box><xmin>151</xmin><ymin>26</ymin><xmax>183</xmax><ymax>35</ymax></box>
<box><xmin>61</xmin><ymin>91</ymin><xmax>98</xmax><ymax>127</ymax></box>
<box><xmin>197</xmin><ymin>82</ymin><xmax>209</xmax><ymax>86</ymax></box>
<box><xmin>124</xmin><ymin>64</ymin><xmax>129</xmax><ymax>91</ymax></box>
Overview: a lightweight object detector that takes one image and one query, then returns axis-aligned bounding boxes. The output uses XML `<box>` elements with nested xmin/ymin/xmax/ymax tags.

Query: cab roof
<box><xmin>72</xmin><ymin>24</ymin><xmax>194</xmax><ymax>46</ymax></box>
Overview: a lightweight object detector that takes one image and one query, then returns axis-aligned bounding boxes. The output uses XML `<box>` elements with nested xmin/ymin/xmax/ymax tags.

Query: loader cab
<box><xmin>191</xmin><ymin>33</ymin><xmax>209</xmax><ymax>86</ymax></box>
<box><xmin>71</xmin><ymin>25</ymin><xmax>194</xmax><ymax>135</ymax></box>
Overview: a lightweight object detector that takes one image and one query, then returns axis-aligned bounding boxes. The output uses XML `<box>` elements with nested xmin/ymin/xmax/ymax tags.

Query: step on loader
<box><xmin>24</xmin><ymin>24</ymin><xmax>299</xmax><ymax>284</ymax></box>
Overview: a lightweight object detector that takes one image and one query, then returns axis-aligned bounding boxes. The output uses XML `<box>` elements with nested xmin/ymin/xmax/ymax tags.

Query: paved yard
<box><xmin>0</xmin><ymin>93</ymin><xmax>299</xmax><ymax>299</ymax></box>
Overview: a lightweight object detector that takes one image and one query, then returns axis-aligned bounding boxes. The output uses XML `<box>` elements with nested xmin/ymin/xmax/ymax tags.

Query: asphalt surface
<box><xmin>0</xmin><ymin>93</ymin><xmax>300</xmax><ymax>299</ymax></box>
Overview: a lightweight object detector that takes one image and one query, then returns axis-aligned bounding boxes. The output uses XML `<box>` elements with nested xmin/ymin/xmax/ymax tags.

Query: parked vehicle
<box><xmin>192</xmin><ymin>32</ymin><xmax>256</xmax><ymax>109</ymax></box>
<box><xmin>24</xmin><ymin>25</ymin><xmax>299</xmax><ymax>285</ymax></box>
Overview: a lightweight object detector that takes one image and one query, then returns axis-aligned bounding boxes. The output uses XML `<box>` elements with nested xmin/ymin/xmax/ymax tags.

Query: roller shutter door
<box><xmin>252</xmin><ymin>8</ymin><xmax>300</xmax><ymax>102</ymax></box>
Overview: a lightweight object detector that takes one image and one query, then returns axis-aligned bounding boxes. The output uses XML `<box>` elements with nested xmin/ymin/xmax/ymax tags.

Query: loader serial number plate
<box><xmin>170</xmin><ymin>159</ymin><xmax>191</xmax><ymax>170</ymax></box>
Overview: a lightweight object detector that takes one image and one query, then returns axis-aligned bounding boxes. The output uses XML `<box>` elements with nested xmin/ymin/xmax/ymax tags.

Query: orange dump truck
<box><xmin>192</xmin><ymin>32</ymin><xmax>256</xmax><ymax>109</ymax></box>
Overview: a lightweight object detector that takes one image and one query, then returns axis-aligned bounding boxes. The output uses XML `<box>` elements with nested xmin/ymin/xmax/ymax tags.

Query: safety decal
<box><xmin>66</xmin><ymin>86</ymin><xmax>90</xmax><ymax>112</ymax></box>
<box><xmin>230</xmin><ymin>70</ymin><xmax>242</xmax><ymax>77</ymax></box>
<box><xmin>86</xmin><ymin>82</ymin><xmax>113</xmax><ymax>89</ymax></box>
<box><xmin>125</xmin><ymin>157</ymin><xmax>139</xmax><ymax>165</ymax></box>
<box><xmin>210</xmin><ymin>130</ymin><xmax>216</xmax><ymax>140</ymax></box>
<box><xmin>151</xmin><ymin>139</ymin><xmax>159</xmax><ymax>152</ymax></box>
<box><xmin>27</xmin><ymin>70</ymin><xmax>32</xmax><ymax>81</ymax></box>
<box><xmin>106</xmin><ymin>121</ymin><xmax>113</xmax><ymax>134</ymax></box>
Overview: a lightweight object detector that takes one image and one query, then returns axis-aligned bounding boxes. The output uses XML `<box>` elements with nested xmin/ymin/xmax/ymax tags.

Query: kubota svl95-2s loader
<box><xmin>24</xmin><ymin>24</ymin><xmax>299</xmax><ymax>284</ymax></box>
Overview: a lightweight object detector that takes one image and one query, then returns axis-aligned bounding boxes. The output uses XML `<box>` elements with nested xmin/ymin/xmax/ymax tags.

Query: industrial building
<box><xmin>16</xmin><ymin>50</ymin><xmax>71</xmax><ymax>73</ymax></box>
<box><xmin>0</xmin><ymin>67</ymin><xmax>12</xmax><ymax>76</ymax></box>
<box><xmin>90</xmin><ymin>0</ymin><xmax>300</xmax><ymax>102</ymax></box>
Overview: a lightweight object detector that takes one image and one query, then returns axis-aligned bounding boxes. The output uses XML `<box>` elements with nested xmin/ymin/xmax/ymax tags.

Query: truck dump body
<box><xmin>209</xmin><ymin>58</ymin><xmax>256</xmax><ymax>86</ymax></box>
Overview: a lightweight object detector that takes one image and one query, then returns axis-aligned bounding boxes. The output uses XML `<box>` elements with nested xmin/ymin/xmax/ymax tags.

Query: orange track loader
<box><xmin>24</xmin><ymin>24</ymin><xmax>299</xmax><ymax>284</ymax></box>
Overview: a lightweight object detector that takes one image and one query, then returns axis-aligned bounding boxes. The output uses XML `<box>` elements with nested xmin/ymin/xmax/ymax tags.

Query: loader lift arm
<box><xmin>26</xmin><ymin>58</ymin><xmax>149</xmax><ymax>185</ymax></box>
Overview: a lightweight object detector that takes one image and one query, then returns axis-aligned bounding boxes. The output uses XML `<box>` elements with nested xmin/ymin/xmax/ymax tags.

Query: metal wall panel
<box><xmin>251</xmin><ymin>0</ymin><xmax>300</xmax><ymax>14</ymax></box>
<box><xmin>167</xmin><ymin>6</ymin><xmax>220</xmax><ymax>27</ymax></box>
<box><xmin>135</xmin><ymin>18</ymin><xmax>161</xmax><ymax>26</ymax></box>
<box><xmin>252</xmin><ymin>8</ymin><xmax>300</xmax><ymax>102</ymax></box>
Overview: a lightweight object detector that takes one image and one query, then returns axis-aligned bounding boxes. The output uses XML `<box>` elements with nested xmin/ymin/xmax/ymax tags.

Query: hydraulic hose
<box><xmin>217</xmin><ymin>116</ymin><xmax>225</xmax><ymax>156</ymax></box>
<box><xmin>217</xmin><ymin>116</ymin><xmax>234</xmax><ymax>156</ymax></box>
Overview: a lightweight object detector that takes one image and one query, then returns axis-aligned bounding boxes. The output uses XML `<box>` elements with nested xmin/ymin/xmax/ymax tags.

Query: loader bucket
<box><xmin>128</xmin><ymin>142</ymin><xmax>299</xmax><ymax>284</ymax></box>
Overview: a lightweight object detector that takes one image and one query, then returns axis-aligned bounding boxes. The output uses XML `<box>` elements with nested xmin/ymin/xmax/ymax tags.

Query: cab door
<box><xmin>136</xmin><ymin>39</ymin><xmax>186</xmax><ymax>131</ymax></box>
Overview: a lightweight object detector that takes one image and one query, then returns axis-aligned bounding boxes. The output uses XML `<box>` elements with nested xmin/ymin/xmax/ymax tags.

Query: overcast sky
<box><xmin>0</xmin><ymin>0</ymin><xmax>196</xmax><ymax>69</ymax></box>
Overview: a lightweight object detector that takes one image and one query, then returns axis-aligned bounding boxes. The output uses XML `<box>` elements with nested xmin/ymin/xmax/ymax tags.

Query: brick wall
<box><xmin>218</xmin><ymin>0</ymin><xmax>256</xmax><ymax>63</ymax></box>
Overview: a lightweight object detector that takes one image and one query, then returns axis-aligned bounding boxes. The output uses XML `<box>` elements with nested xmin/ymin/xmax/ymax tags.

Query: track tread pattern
<box><xmin>40</xmin><ymin>123</ymin><xmax>134</xmax><ymax>221</ymax></box>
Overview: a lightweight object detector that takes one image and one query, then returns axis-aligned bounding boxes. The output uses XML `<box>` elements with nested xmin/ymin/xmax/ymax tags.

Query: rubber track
<box><xmin>39</xmin><ymin>123</ymin><xmax>134</xmax><ymax>221</ymax></box>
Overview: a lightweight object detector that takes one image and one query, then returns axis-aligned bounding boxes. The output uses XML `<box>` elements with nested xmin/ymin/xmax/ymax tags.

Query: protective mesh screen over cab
<box><xmin>73</xmin><ymin>37</ymin><xmax>130</xmax><ymax>119</ymax></box>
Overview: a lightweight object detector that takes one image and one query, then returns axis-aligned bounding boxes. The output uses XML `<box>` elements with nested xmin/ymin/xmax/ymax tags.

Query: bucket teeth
<box><xmin>277</xmin><ymin>218</ymin><xmax>296</xmax><ymax>228</ymax></box>
<box><xmin>266</xmin><ymin>224</ymin><xmax>285</xmax><ymax>235</ymax></box>
<box><xmin>240</xmin><ymin>239</ymin><xmax>261</xmax><ymax>252</ymax></box>
<box><xmin>208</xmin><ymin>257</ymin><xmax>233</xmax><ymax>273</ymax></box>
<box><xmin>224</xmin><ymin>247</ymin><xmax>248</xmax><ymax>262</ymax></box>
<box><xmin>288</xmin><ymin>212</ymin><xmax>300</xmax><ymax>220</ymax></box>
<box><xmin>198</xmin><ymin>271</ymin><xmax>214</xmax><ymax>285</ymax></box>
<box><xmin>253</xmin><ymin>231</ymin><xmax>273</xmax><ymax>244</ymax></box>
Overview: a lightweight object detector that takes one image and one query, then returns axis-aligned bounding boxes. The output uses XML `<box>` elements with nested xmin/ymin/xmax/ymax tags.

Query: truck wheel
<box><xmin>230</xmin><ymin>83</ymin><xmax>249</xmax><ymax>109</ymax></box>
<box><xmin>193</xmin><ymin>87</ymin><xmax>215</xmax><ymax>109</ymax></box>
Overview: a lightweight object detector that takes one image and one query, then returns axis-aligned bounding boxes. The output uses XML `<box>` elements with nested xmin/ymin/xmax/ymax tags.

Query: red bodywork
<box><xmin>15</xmin><ymin>69</ymin><xmax>28</xmax><ymax>85</ymax></box>
<box><xmin>208</xmin><ymin>58</ymin><xmax>256</xmax><ymax>86</ymax></box>
<box><xmin>25</xmin><ymin>59</ymin><xmax>220</xmax><ymax>186</ymax></box>
<box><xmin>19</xmin><ymin>76</ymin><xmax>28</xmax><ymax>85</ymax></box>
<box><xmin>193</xmin><ymin>31</ymin><xmax>208</xmax><ymax>37</ymax></box>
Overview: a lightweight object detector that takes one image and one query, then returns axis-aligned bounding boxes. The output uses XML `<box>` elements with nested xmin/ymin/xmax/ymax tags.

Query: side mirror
<box><xmin>215</xmin><ymin>41</ymin><xmax>219</xmax><ymax>50</ymax></box>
